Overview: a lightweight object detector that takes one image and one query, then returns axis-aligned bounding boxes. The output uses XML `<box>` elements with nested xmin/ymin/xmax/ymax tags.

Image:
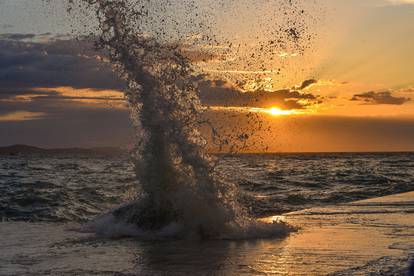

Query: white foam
<box><xmin>77</xmin><ymin>205</ymin><xmax>293</xmax><ymax>240</ymax></box>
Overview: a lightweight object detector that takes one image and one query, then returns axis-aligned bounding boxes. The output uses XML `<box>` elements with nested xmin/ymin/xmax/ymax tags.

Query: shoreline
<box><xmin>1</xmin><ymin>192</ymin><xmax>413</xmax><ymax>275</ymax></box>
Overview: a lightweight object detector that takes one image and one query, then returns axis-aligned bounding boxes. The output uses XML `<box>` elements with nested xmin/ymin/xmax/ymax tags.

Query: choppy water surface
<box><xmin>1</xmin><ymin>152</ymin><xmax>413</xmax><ymax>223</ymax></box>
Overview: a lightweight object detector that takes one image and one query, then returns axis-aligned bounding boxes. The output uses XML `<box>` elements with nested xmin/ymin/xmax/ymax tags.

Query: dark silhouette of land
<box><xmin>0</xmin><ymin>144</ymin><xmax>126</xmax><ymax>156</ymax></box>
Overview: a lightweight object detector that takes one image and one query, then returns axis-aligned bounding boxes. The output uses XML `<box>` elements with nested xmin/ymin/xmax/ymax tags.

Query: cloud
<box><xmin>179</xmin><ymin>48</ymin><xmax>222</xmax><ymax>63</ymax></box>
<box><xmin>29</xmin><ymin>87</ymin><xmax>125</xmax><ymax>107</ymax></box>
<box><xmin>0</xmin><ymin>108</ymin><xmax>132</xmax><ymax>148</ymax></box>
<box><xmin>0</xmin><ymin>33</ymin><xmax>37</xmax><ymax>41</ymax></box>
<box><xmin>0</xmin><ymin>34</ymin><xmax>320</xmax><ymax>124</ymax></box>
<box><xmin>197</xmin><ymin>78</ymin><xmax>320</xmax><ymax>110</ymax></box>
<box><xmin>399</xmin><ymin>87</ymin><xmax>414</xmax><ymax>93</ymax></box>
<box><xmin>0</xmin><ymin>111</ymin><xmax>46</xmax><ymax>122</ymax></box>
<box><xmin>294</xmin><ymin>79</ymin><xmax>318</xmax><ymax>90</ymax></box>
<box><xmin>351</xmin><ymin>91</ymin><xmax>410</xmax><ymax>105</ymax></box>
<box><xmin>0</xmin><ymin>34</ymin><xmax>128</xmax><ymax>122</ymax></box>
<box><xmin>0</xmin><ymin>36</ymin><xmax>121</xmax><ymax>91</ymax></box>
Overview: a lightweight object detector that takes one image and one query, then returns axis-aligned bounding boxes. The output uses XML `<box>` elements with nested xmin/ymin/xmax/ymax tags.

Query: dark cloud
<box><xmin>351</xmin><ymin>91</ymin><xmax>410</xmax><ymax>105</ymax></box>
<box><xmin>295</xmin><ymin>79</ymin><xmax>318</xmax><ymax>90</ymax></box>
<box><xmin>0</xmin><ymin>108</ymin><xmax>133</xmax><ymax>148</ymax></box>
<box><xmin>0</xmin><ymin>33</ymin><xmax>38</xmax><ymax>41</ymax></box>
<box><xmin>0</xmin><ymin>87</ymin><xmax>123</xmax><ymax>102</ymax></box>
<box><xmin>0</xmin><ymin>36</ymin><xmax>121</xmax><ymax>91</ymax></box>
<box><xmin>197</xmin><ymin>78</ymin><xmax>319</xmax><ymax>110</ymax></box>
<box><xmin>1</xmin><ymin>24</ymin><xmax>13</xmax><ymax>30</ymax></box>
<box><xmin>180</xmin><ymin>48</ymin><xmax>222</xmax><ymax>63</ymax></box>
<box><xmin>0</xmin><ymin>34</ymin><xmax>320</xmax><ymax>148</ymax></box>
<box><xmin>0</xmin><ymin>35</ymin><xmax>321</xmax><ymax>112</ymax></box>
<box><xmin>0</xmin><ymin>93</ymin><xmax>108</xmax><ymax>116</ymax></box>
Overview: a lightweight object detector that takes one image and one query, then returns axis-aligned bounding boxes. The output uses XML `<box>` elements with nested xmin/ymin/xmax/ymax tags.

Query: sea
<box><xmin>1</xmin><ymin>152</ymin><xmax>414</xmax><ymax>275</ymax></box>
<box><xmin>1</xmin><ymin>152</ymin><xmax>413</xmax><ymax>223</ymax></box>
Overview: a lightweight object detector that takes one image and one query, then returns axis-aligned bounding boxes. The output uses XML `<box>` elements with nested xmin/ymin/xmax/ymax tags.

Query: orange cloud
<box><xmin>0</xmin><ymin>111</ymin><xmax>46</xmax><ymax>122</ymax></box>
<box><xmin>3</xmin><ymin>87</ymin><xmax>127</xmax><ymax>109</ymax></box>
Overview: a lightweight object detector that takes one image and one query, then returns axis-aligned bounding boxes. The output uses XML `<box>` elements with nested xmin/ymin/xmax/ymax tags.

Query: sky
<box><xmin>0</xmin><ymin>0</ymin><xmax>413</xmax><ymax>151</ymax></box>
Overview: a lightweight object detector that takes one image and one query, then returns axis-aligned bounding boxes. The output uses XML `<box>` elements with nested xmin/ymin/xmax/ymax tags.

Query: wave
<box><xmin>79</xmin><ymin>202</ymin><xmax>294</xmax><ymax>240</ymax></box>
<box><xmin>66</xmin><ymin>0</ymin><xmax>307</xmax><ymax>239</ymax></box>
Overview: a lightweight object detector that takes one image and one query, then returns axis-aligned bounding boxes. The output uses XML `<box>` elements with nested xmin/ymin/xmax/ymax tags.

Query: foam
<box><xmin>78</xmin><ymin>203</ymin><xmax>294</xmax><ymax>240</ymax></box>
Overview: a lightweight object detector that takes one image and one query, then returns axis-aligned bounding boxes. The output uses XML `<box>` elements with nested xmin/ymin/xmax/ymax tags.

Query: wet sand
<box><xmin>1</xmin><ymin>192</ymin><xmax>413</xmax><ymax>275</ymax></box>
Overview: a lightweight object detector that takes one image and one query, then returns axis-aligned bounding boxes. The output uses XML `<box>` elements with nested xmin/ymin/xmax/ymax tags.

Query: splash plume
<box><xmin>69</xmin><ymin>0</ymin><xmax>313</xmax><ymax>238</ymax></box>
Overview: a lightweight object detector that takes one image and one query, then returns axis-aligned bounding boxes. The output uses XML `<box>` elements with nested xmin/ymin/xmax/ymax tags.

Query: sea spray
<box><xmin>70</xmin><ymin>0</ymin><xmax>313</xmax><ymax>239</ymax></box>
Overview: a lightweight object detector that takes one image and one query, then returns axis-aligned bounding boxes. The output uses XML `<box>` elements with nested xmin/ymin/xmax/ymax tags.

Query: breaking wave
<box><xmin>66</xmin><ymin>0</ymin><xmax>313</xmax><ymax>239</ymax></box>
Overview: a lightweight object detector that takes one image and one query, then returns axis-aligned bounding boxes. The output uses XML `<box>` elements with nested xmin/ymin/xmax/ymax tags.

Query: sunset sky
<box><xmin>0</xmin><ymin>0</ymin><xmax>413</xmax><ymax>152</ymax></box>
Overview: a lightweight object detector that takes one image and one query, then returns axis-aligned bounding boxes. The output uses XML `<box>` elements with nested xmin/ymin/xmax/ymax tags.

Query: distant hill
<box><xmin>0</xmin><ymin>144</ymin><xmax>127</xmax><ymax>156</ymax></box>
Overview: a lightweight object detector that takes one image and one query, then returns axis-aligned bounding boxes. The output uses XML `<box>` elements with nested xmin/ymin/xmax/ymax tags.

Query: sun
<box><xmin>266</xmin><ymin>107</ymin><xmax>295</xmax><ymax>116</ymax></box>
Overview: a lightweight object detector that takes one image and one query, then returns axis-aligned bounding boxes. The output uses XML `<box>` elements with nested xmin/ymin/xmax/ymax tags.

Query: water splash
<box><xmin>69</xmin><ymin>0</ymin><xmax>314</xmax><ymax>239</ymax></box>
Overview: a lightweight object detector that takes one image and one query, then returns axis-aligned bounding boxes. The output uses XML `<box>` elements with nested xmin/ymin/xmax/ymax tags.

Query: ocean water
<box><xmin>1</xmin><ymin>152</ymin><xmax>413</xmax><ymax>223</ymax></box>
<box><xmin>1</xmin><ymin>152</ymin><xmax>414</xmax><ymax>275</ymax></box>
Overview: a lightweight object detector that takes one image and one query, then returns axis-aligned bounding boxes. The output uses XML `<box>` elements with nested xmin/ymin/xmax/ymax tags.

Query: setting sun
<box><xmin>266</xmin><ymin>107</ymin><xmax>295</xmax><ymax>116</ymax></box>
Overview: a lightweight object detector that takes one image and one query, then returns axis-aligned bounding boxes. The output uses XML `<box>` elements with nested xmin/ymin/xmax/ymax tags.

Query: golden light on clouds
<box><xmin>2</xmin><ymin>87</ymin><xmax>127</xmax><ymax>109</ymax></box>
<box><xmin>208</xmin><ymin>106</ymin><xmax>302</xmax><ymax>117</ymax></box>
<box><xmin>0</xmin><ymin>111</ymin><xmax>46</xmax><ymax>122</ymax></box>
<box><xmin>32</xmin><ymin>87</ymin><xmax>124</xmax><ymax>101</ymax></box>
